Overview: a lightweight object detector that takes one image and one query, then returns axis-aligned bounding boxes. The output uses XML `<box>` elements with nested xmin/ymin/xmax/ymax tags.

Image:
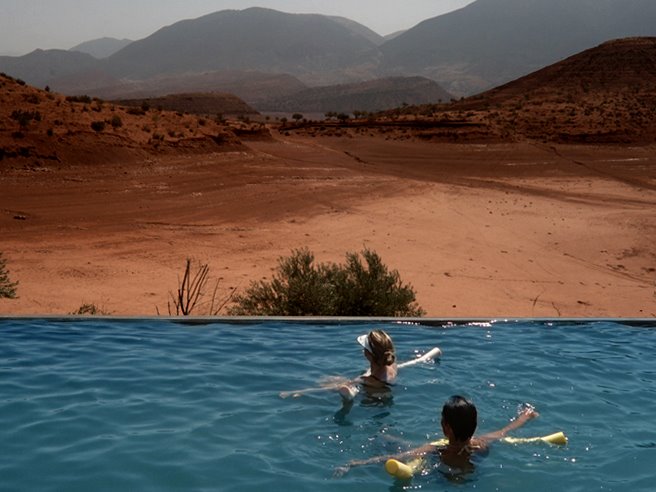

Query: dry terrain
<box><xmin>1</xmin><ymin>61</ymin><xmax>655</xmax><ymax>318</ymax></box>
<box><xmin>1</xmin><ymin>132</ymin><xmax>654</xmax><ymax>317</ymax></box>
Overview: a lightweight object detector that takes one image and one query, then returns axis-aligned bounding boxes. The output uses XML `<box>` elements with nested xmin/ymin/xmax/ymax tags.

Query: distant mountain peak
<box><xmin>379</xmin><ymin>0</ymin><xmax>656</xmax><ymax>95</ymax></box>
<box><xmin>257</xmin><ymin>76</ymin><xmax>452</xmax><ymax>113</ymax></box>
<box><xmin>106</xmin><ymin>7</ymin><xmax>382</xmax><ymax>81</ymax></box>
<box><xmin>3</xmin><ymin>1</ymin><xmax>656</xmax><ymax>103</ymax></box>
<box><xmin>69</xmin><ymin>37</ymin><xmax>133</xmax><ymax>59</ymax></box>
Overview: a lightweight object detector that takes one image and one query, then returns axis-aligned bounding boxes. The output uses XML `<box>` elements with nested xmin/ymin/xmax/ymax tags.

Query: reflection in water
<box><xmin>333</xmin><ymin>385</ymin><xmax>394</xmax><ymax>426</ymax></box>
<box><xmin>435</xmin><ymin>449</ymin><xmax>477</xmax><ymax>485</ymax></box>
<box><xmin>386</xmin><ymin>453</ymin><xmax>477</xmax><ymax>492</ymax></box>
<box><xmin>333</xmin><ymin>399</ymin><xmax>354</xmax><ymax>425</ymax></box>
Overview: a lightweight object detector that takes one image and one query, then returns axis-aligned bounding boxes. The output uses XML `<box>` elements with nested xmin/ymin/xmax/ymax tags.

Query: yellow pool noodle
<box><xmin>430</xmin><ymin>431</ymin><xmax>567</xmax><ymax>447</ymax></box>
<box><xmin>385</xmin><ymin>457</ymin><xmax>424</xmax><ymax>480</ymax></box>
<box><xmin>503</xmin><ymin>431</ymin><xmax>568</xmax><ymax>445</ymax></box>
<box><xmin>387</xmin><ymin>431</ymin><xmax>567</xmax><ymax>479</ymax></box>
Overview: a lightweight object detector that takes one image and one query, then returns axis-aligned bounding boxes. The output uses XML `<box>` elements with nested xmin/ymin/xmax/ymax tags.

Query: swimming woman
<box><xmin>334</xmin><ymin>395</ymin><xmax>539</xmax><ymax>477</ymax></box>
<box><xmin>338</xmin><ymin>329</ymin><xmax>398</xmax><ymax>400</ymax></box>
<box><xmin>279</xmin><ymin>329</ymin><xmax>441</xmax><ymax>399</ymax></box>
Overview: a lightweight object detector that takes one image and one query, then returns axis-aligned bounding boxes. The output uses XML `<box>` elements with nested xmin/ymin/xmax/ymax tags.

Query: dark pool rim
<box><xmin>0</xmin><ymin>315</ymin><xmax>654</xmax><ymax>328</ymax></box>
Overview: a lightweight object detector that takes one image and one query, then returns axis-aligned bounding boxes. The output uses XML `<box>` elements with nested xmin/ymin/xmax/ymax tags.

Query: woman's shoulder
<box><xmin>468</xmin><ymin>438</ymin><xmax>490</xmax><ymax>454</ymax></box>
<box><xmin>360</xmin><ymin>374</ymin><xmax>390</xmax><ymax>388</ymax></box>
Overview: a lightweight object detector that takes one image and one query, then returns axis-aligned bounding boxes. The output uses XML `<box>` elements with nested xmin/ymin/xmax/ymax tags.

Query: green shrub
<box><xmin>90</xmin><ymin>120</ymin><xmax>105</xmax><ymax>132</ymax></box>
<box><xmin>228</xmin><ymin>248</ymin><xmax>423</xmax><ymax>316</ymax></box>
<box><xmin>0</xmin><ymin>252</ymin><xmax>18</xmax><ymax>299</ymax></box>
<box><xmin>127</xmin><ymin>107</ymin><xmax>146</xmax><ymax>116</ymax></box>
<box><xmin>10</xmin><ymin>109</ymin><xmax>41</xmax><ymax>129</ymax></box>
<box><xmin>332</xmin><ymin>249</ymin><xmax>423</xmax><ymax>316</ymax></box>
<box><xmin>66</xmin><ymin>95</ymin><xmax>92</xmax><ymax>104</ymax></box>
<box><xmin>25</xmin><ymin>94</ymin><xmax>40</xmax><ymax>104</ymax></box>
<box><xmin>229</xmin><ymin>249</ymin><xmax>338</xmax><ymax>316</ymax></box>
<box><xmin>110</xmin><ymin>115</ymin><xmax>123</xmax><ymax>128</ymax></box>
<box><xmin>70</xmin><ymin>303</ymin><xmax>110</xmax><ymax>315</ymax></box>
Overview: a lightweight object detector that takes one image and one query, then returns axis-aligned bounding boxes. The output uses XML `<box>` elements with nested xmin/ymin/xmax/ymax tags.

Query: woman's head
<box><xmin>441</xmin><ymin>395</ymin><xmax>478</xmax><ymax>442</ymax></box>
<box><xmin>358</xmin><ymin>329</ymin><xmax>396</xmax><ymax>366</ymax></box>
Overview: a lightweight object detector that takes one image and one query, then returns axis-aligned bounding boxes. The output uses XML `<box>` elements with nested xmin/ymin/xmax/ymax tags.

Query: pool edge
<box><xmin>0</xmin><ymin>315</ymin><xmax>654</xmax><ymax>327</ymax></box>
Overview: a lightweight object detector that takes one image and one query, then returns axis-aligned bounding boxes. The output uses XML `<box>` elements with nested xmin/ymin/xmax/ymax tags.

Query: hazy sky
<box><xmin>0</xmin><ymin>0</ymin><xmax>476</xmax><ymax>56</ymax></box>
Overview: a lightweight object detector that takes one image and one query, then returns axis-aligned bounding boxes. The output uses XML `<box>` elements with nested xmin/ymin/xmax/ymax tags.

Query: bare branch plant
<box><xmin>163</xmin><ymin>259</ymin><xmax>236</xmax><ymax>316</ymax></box>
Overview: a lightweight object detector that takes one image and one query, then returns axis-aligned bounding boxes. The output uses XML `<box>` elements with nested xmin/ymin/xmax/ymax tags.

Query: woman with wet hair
<box><xmin>339</xmin><ymin>329</ymin><xmax>398</xmax><ymax>399</ymax></box>
<box><xmin>280</xmin><ymin>329</ymin><xmax>440</xmax><ymax>400</ymax></box>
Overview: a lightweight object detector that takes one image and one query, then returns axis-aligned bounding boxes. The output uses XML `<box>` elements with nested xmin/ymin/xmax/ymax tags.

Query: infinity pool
<box><xmin>1</xmin><ymin>318</ymin><xmax>655</xmax><ymax>491</ymax></box>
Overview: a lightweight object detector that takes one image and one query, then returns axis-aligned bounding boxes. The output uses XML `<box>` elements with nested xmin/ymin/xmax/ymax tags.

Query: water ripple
<box><xmin>0</xmin><ymin>319</ymin><xmax>654</xmax><ymax>491</ymax></box>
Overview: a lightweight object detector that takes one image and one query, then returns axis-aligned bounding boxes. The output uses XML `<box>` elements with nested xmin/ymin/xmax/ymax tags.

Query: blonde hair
<box><xmin>367</xmin><ymin>329</ymin><xmax>396</xmax><ymax>366</ymax></box>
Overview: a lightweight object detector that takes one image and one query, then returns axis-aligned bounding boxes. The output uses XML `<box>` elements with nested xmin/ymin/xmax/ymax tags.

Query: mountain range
<box><xmin>2</xmin><ymin>35</ymin><xmax>656</xmax><ymax>168</ymax></box>
<box><xmin>373</xmin><ymin>37</ymin><xmax>656</xmax><ymax>144</ymax></box>
<box><xmin>69</xmin><ymin>37</ymin><xmax>133</xmax><ymax>59</ymax></box>
<box><xmin>257</xmin><ymin>76</ymin><xmax>452</xmax><ymax>114</ymax></box>
<box><xmin>105</xmin><ymin>8</ymin><xmax>379</xmax><ymax>84</ymax></box>
<box><xmin>378</xmin><ymin>0</ymin><xmax>656</xmax><ymax>94</ymax></box>
<box><xmin>1</xmin><ymin>0</ymin><xmax>655</xmax><ymax>108</ymax></box>
<box><xmin>461</xmin><ymin>36</ymin><xmax>656</xmax><ymax>143</ymax></box>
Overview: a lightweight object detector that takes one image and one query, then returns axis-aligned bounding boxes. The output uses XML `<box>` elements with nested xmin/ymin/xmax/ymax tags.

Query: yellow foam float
<box><xmin>385</xmin><ymin>431</ymin><xmax>568</xmax><ymax>480</ymax></box>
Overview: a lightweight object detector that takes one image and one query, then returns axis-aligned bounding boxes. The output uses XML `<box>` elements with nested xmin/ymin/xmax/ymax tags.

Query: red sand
<box><xmin>1</xmin><ymin>135</ymin><xmax>655</xmax><ymax>317</ymax></box>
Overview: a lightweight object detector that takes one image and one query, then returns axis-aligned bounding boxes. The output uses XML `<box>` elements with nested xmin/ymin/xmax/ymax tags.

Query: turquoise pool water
<box><xmin>1</xmin><ymin>318</ymin><xmax>655</xmax><ymax>491</ymax></box>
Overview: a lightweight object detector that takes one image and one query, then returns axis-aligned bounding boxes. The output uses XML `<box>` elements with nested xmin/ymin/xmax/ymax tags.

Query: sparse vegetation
<box><xmin>70</xmin><ymin>303</ymin><xmax>111</xmax><ymax>315</ymax></box>
<box><xmin>164</xmin><ymin>259</ymin><xmax>236</xmax><ymax>316</ymax></box>
<box><xmin>0</xmin><ymin>252</ymin><xmax>19</xmax><ymax>299</ymax></box>
<box><xmin>228</xmin><ymin>248</ymin><xmax>423</xmax><ymax>316</ymax></box>
<box><xmin>127</xmin><ymin>107</ymin><xmax>146</xmax><ymax>116</ymax></box>
<box><xmin>10</xmin><ymin>109</ymin><xmax>41</xmax><ymax>130</ymax></box>
<box><xmin>90</xmin><ymin>120</ymin><xmax>106</xmax><ymax>132</ymax></box>
<box><xmin>110</xmin><ymin>115</ymin><xmax>123</xmax><ymax>128</ymax></box>
<box><xmin>24</xmin><ymin>94</ymin><xmax>40</xmax><ymax>104</ymax></box>
<box><xmin>66</xmin><ymin>95</ymin><xmax>92</xmax><ymax>104</ymax></box>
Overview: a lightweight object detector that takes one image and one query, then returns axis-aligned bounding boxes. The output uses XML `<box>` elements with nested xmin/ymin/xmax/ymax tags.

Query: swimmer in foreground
<box><xmin>334</xmin><ymin>395</ymin><xmax>539</xmax><ymax>477</ymax></box>
<box><xmin>279</xmin><ymin>329</ymin><xmax>441</xmax><ymax>399</ymax></box>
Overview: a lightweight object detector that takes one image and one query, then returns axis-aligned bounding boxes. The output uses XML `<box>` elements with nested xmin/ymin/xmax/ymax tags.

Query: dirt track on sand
<box><xmin>1</xmin><ymin>134</ymin><xmax>655</xmax><ymax>317</ymax></box>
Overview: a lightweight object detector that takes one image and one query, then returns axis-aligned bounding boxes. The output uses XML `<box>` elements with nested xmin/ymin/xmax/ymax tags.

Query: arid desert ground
<box><xmin>1</xmin><ymin>133</ymin><xmax>655</xmax><ymax>317</ymax></box>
